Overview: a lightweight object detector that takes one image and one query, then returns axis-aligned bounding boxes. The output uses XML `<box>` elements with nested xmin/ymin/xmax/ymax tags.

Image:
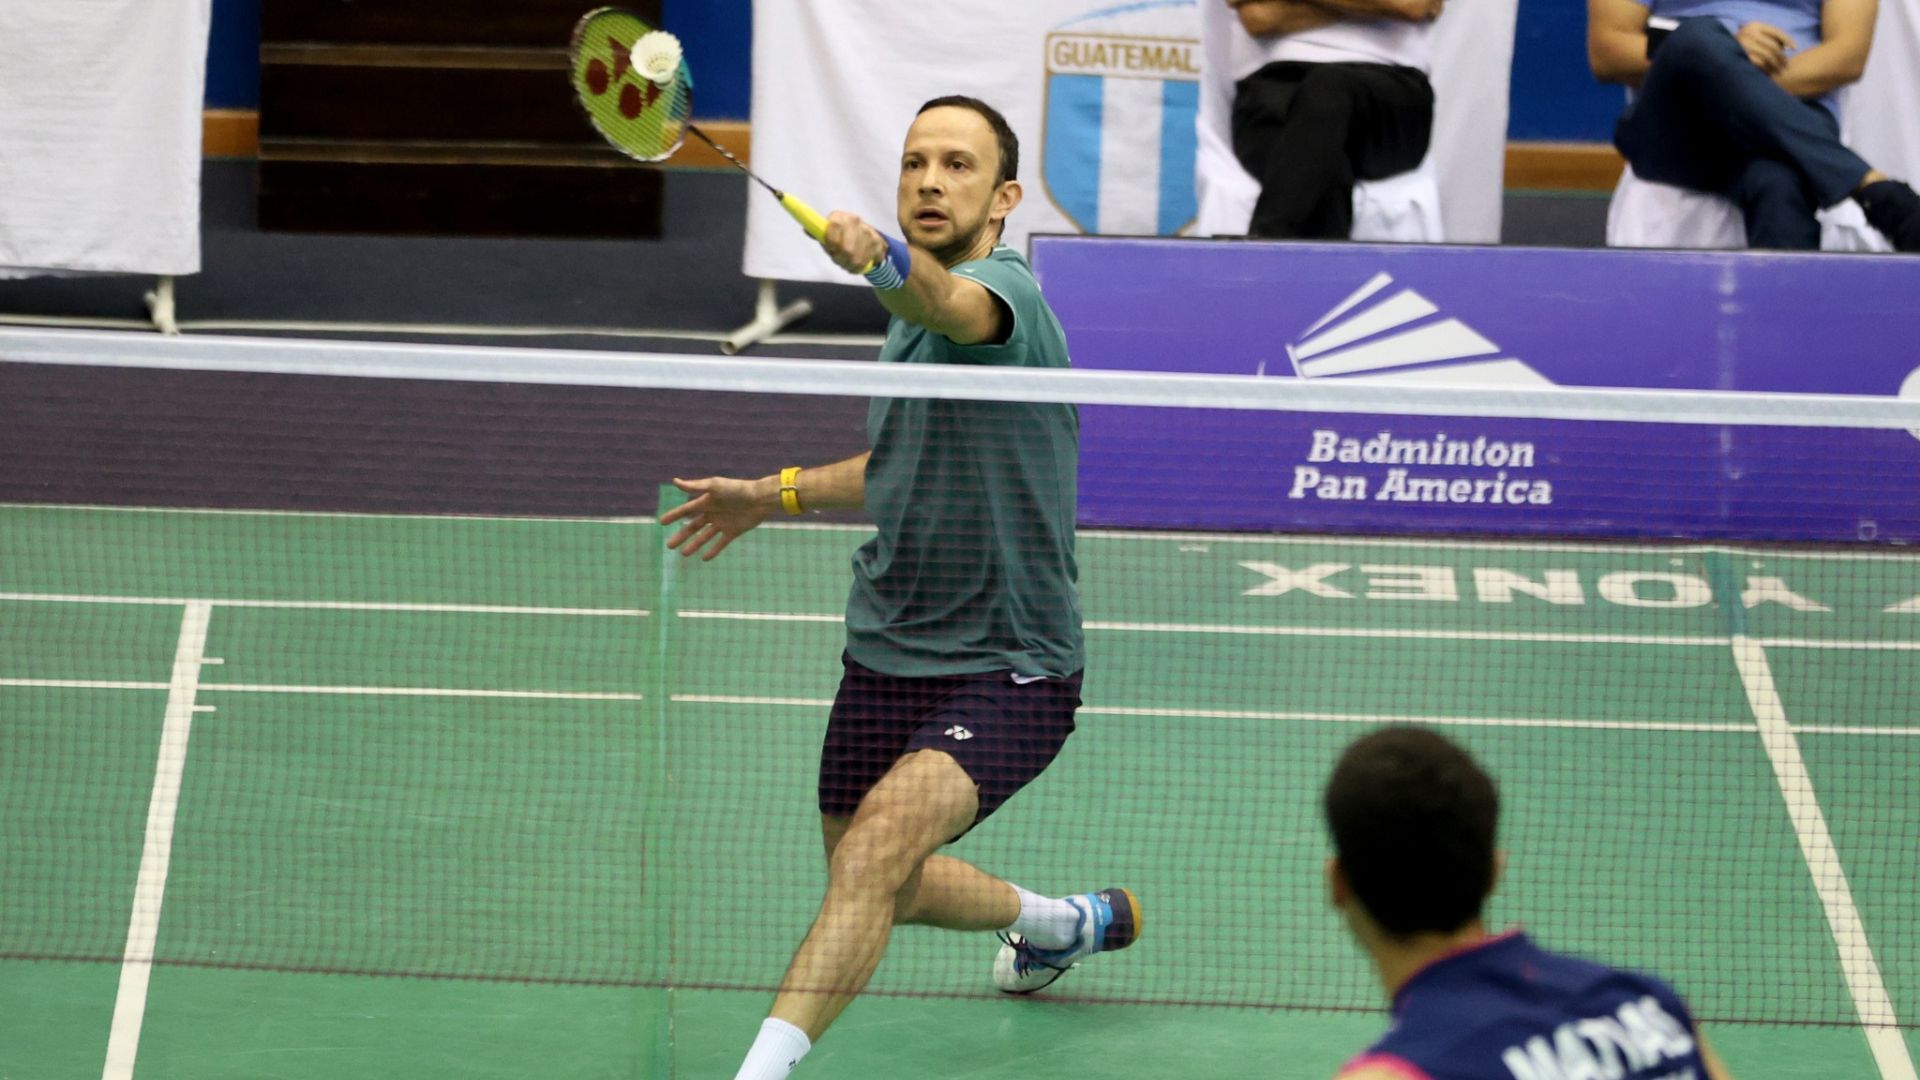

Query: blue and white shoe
<box><xmin>992</xmin><ymin>888</ymin><xmax>1142</xmax><ymax>994</ymax></box>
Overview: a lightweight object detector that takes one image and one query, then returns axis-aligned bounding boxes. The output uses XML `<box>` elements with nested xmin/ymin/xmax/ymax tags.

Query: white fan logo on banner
<box><xmin>1284</xmin><ymin>272</ymin><xmax>1554</xmax><ymax>387</ymax></box>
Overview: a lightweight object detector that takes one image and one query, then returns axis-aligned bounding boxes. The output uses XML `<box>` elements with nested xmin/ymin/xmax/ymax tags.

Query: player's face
<box><xmin>897</xmin><ymin>107</ymin><xmax>1017</xmax><ymax>264</ymax></box>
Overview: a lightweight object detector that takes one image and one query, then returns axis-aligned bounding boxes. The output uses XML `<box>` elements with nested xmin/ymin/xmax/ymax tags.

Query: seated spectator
<box><xmin>1589</xmin><ymin>0</ymin><xmax>1920</xmax><ymax>251</ymax></box>
<box><xmin>1225</xmin><ymin>0</ymin><xmax>1444</xmax><ymax>239</ymax></box>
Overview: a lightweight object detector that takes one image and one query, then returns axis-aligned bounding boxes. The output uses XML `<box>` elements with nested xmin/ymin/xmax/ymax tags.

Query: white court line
<box><xmin>1079</xmin><ymin>705</ymin><xmax>1752</xmax><ymax>734</ymax></box>
<box><xmin>1087</xmin><ymin>621</ymin><xmax>1730</xmax><ymax>647</ymax></box>
<box><xmin>1731</xmin><ymin>635</ymin><xmax>1917</xmax><ymax>1080</ymax></box>
<box><xmin>679</xmin><ymin>610</ymin><xmax>1734</xmax><ymax>647</ymax></box>
<box><xmin>0</xmin><ymin>592</ymin><xmax>646</xmax><ymax>617</ymax></box>
<box><xmin>1</xmin><ymin>678</ymin><xmax>169</xmax><ymax>691</ymax></box>
<box><xmin>8</xmin><ymin>594</ymin><xmax>1913</xmax><ymax>651</ymax></box>
<box><xmin>670</xmin><ymin>695</ymin><xmax>1747</xmax><ymax>734</ymax></box>
<box><xmin>771</xmin><ymin>521</ymin><xmax>1920</xmax><ymax>563</ymax></box>
<box><xmin>1795</xmin><ymin>724</ymin><xmax>1920</xmax><ymax>737</ymax></box>
<box><xmin>673</xmin><ymin>694</ymin><xmax>835</xmax><ymax>708</ymax></box>
<box><xmin>0</xmin><ymin>501</ymin><xmax>651</xmax><ymax>525</ymax></box>
<box><xmin>206</xmin><ymin>684</ymin><xmax>645</xmax><ymax>701</ymax></box>
<box><xmin>680</xmin><ymin>610</ymin><xmax>842</xmax><ymax>624</ymax></box>
<box><xmin>1078</xmin><ymin>530</ymin><xmax>1920</xmax><ymax>561</ymax></box>
<box><xmin>1760</xmin><ymin>637</ymin><xmax>1920</xmax><ymax>651</ymax></box>
<box><xmin>101</xmin><ymin>602</ymin><xmax>211</xmax><ymax>1080</ymax></box>
<box><xmin>20</xmin><ymin>684</ymin><xmax>1909</xmax><ymax>738</ymax></box>
<box><xmin>10</xmin><ymin>502</ymin><xmax>1920</xmax><ymax>562</ymax></box>
<box><xmin>0</xmin><ymin>678</ymin><xmax>643</xmax><ymax>702</ymax></box>
<box><xmin>12</xmin><ymin>683</ymin><xmax>1911</xmax><ymax>737</ymax></box>
<box><xmin>678</xmin><ymin>609</ymin><xmax>1920</xmax><ymax>651</ymax></box>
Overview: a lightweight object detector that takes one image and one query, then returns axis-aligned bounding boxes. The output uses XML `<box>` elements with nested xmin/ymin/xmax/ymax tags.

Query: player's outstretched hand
<box><xmin>821</xmin><ymin>211</ymin><xmax>888</xmax><ymax>277</ymax></box>
<box><xmin>662</xmin><ymin>475</ymin><xmax>773</xmax><ymax>560</ymax></box>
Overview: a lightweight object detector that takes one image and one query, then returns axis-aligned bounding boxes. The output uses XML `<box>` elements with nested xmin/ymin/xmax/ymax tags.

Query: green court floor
<box><xmin>2</xmin><ymin>504</ymin><xmax>1915</xmax><ymax>1078</ymax></box>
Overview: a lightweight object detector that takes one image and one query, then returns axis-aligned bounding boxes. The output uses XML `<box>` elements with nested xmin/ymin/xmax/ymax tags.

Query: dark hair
<box><xmin>1324</xmin><ymin>726</ymin><xmax>1499</xmax><ymax>937</ymax></box>
<box><xmin>917</xmin><ymin>95</ymin><xmax>1019</xmax><ymax>187</ymax></box>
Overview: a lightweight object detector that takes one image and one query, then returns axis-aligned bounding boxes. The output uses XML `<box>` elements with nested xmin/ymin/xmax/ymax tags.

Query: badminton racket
<box><xmin>568</xmin><ymin>7</ymin><xmax>863</xmax><ymax>264</ymax></box>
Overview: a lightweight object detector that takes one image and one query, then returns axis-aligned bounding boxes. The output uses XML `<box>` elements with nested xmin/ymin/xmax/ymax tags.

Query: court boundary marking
<box><xmin>1731</xmin><ymin>635</ymin><xmax>1918</xmax><ymax>1080</ymax></box>
<box><xmin>0</xmin><ymin>501</ymin><xmax>654</xmax><ymax>526</ymax></box>
<box><xmin>665</xmin><ymin>695</ymin><xmax>1920</xmax><ymax>738</ymax></box>
<box><xmin>0</xmin><ymin>593</ymin><xmax>647</xmax><ymax>617</ymax></box>
<box><xmin>2</xmin><ymin>588</ymin><xmax>1914</xmax><ymax>651</ymax></box>
<box><xmin>5</xmin><ymin>503</ymin><xmax>1920</xmax><ymax>562</ymax></box>
<box><xmin>6</xmin><ymin>591</ymin><xmax>1913</xmax><ymax>651</ymax></box>
<box><xmin>9</xmin><ymin>681</ymin><xmax>1914</xmax><ymax>737</ymax></box>
<box><xmin>677</xmin><ymin>608</ymin><xmax>1920</xmax><ymax>652</ymax></box>
<box><xmin>101</xmin><ymin>603</ymin><xmax>211</xmax><ymax>1080</ymax></box>
<box><xmin>0</xmin><ymin>679</ymin><xmax>645</xmax><ymax>702</ymax></box>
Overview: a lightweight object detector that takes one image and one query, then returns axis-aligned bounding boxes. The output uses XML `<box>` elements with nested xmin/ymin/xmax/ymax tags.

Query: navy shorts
<box><xmin>819</xmin><ymin>653</ymin><xmax>1082</xmax><ymax>827</ymax></box>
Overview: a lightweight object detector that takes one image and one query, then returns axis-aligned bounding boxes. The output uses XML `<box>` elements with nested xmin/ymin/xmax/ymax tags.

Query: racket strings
<box><xmin>570</xmin><ymin>9</ymin><xmax>693</xmax><ymax>162</ymax></box>
<box><xmin>569</xmin><ymin>6</ymin><xmax>834</xmax><ymax>249</ymax></box>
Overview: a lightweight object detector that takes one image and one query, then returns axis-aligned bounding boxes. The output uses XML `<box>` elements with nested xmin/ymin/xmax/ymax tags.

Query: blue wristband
<box><xmin>863</xmin><ymin>233</ymin><xmax>911</xmax><ymax>291</ymax></box>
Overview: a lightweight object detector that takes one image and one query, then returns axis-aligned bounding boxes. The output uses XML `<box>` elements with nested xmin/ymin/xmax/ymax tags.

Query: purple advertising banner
<box><xmin>1030</xmin><ymin>237</ymin><xmax>1920</xmax><ymax>543</ymax></box>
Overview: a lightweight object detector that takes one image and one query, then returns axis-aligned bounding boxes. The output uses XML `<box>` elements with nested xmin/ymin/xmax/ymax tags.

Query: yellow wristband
<box><xmin>779</xmin><ymin>466</ymin><xmax>803</xmax><ymax>516</ymax></box>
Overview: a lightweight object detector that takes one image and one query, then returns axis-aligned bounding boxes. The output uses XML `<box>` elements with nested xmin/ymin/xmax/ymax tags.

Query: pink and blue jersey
<box><xmin>1338</xmin><ymin>933</ymin><xmax>1709</xmax><ymax>1080</ymax></box>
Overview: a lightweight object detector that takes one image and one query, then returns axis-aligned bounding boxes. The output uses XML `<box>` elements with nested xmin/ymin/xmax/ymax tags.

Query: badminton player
<box><xmin>1325</xmin><ymin>726</ymin><xmax>1733</xmax><ymax>1080</ymax></box>
<box><xmin>661</xmin><ymin>96</ymin><xmax>1140</xmax><ymax>1080</ymax></box>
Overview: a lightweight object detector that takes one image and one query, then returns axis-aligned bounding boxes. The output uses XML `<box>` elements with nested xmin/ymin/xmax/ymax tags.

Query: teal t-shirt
<box><xmin>845</xmin><ymin>246</ymin><xmax>1085</xmax><ymax>678</ymax></box>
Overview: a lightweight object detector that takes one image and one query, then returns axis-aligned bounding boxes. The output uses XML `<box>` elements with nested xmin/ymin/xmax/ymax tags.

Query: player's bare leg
<box><xmin>768</xmin><ymin>749</ymin><xmax>979</xmax><ymax>1041</ymax></box>
<box><xmin>733</xmin><ymin>750</ymin><xmax>1141</xmax><ymax>1079</ymax></box>
<box><xmin>821</xmin><ymin>815</ymin><xmax>1018</xmax><ymax>930</ymax></box>
<box><xmin>733</xmin><ymin>752</ymin><xmax>975</xmax><ymax>1079</ymax></box>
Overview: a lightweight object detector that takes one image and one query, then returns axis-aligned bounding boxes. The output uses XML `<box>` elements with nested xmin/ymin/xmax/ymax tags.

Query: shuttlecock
<box><xmin>631</xmin><ymin>30</ymin><xmax>683</xmax><ymax>86</ymax></box>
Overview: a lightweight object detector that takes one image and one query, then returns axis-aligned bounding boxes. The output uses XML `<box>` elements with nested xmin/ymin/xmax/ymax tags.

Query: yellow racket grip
<box><xmin>780</xmin><ymin>192</ymin><xmax>829</xmax><ymax>240</ymax></box>
<box><xmin>780</xmin><ymin>193</ymin><xmax>879</xmax><ymax>274</ymax></box>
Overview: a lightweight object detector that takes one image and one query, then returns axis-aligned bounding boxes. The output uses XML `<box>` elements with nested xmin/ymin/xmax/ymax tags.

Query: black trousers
<box><xmin>1230</xmin><ymin>60</ymin><xmax>1434</xmax><ymax>240</ymax></box>
<box><xmin>1614</xmin><ymin>17</ymin><xmax>1872</xmax><ymax>249</ymax></box>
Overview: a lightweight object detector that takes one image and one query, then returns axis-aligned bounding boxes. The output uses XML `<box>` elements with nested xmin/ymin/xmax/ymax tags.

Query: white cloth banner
<box><xmin>1848</xmin><ymin>0</ymin><xmax>1920</xmax><ymax>183</ymax></box>
<box><xmin>1425</xmin><ymin>0</ymin><xmax>1518</xmax><ymax>243</ymax></box>
<box><xmin>745</xmin><ymin>0</ymin><xmax>1205</xmax><ymax>284</ymax></box>
<box><xmin>0</xmin><ymin>0</ymin><xmax>212</xmax><ymax>277</ymax></box>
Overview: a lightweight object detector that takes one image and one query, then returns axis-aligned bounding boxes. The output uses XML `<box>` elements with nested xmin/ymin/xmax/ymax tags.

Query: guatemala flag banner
<box><xmin>1041</xmin><ymin>2</ymin><xmax>1200</xmax><ymax>237</ymax></box>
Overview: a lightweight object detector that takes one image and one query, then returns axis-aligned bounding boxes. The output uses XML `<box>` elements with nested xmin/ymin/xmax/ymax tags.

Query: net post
<box><xmin>644</xmin><ymin>483</ymin><xmax>689</xmax><ymax>1076</ymax></box>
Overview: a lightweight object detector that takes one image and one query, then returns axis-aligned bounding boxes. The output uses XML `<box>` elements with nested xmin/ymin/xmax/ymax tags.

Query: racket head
<box><xmin>569</xmin><ymin>7</ymin><xmax>693</xmax><ymax>163</ymax></box>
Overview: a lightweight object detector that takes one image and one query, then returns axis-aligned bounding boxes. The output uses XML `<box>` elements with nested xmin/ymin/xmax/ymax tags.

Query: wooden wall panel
<box><xmin>258</xmin><ymin>160</ymin><xmax>662</xmax><ymax>238</ymax></box>
<box><xmin>263</xmin><ymin>0</ymin><xmax>640</xmax><ymax>48</ymax></box>
<box><xmin>260</xmin><ymin>64</ymin><xmax>598</xmax><ymax>144</ymax></box>
<box><xmin>258</xmin><ymin>1</ymin><xmax>661</xmax><ymax>238</ymax></box>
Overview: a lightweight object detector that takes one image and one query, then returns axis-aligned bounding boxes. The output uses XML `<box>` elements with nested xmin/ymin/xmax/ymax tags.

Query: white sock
<box><xmin>734</xmin><ymin>1017</ymin><xmax>811</xmax><ymax>1080</ymax></box>
<box><xmin>1008</xmin><ymin>886</ymin><xmax>1083</xmax><ymax>950</ymax></box>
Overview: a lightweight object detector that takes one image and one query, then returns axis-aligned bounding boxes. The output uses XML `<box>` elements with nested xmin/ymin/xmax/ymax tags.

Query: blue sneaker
<box><xmin>992</xmin><ymin>888</ymin><xmax>1142</xmax><ymax>994</ymax></box>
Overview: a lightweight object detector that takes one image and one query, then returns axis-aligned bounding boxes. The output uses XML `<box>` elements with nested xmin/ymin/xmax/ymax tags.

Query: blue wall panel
<box><xmin>205</xmin><ymin>0</ymin><xmax>261</xmax><ymax>108</ymax></box>
<box><xmin>1509</xmin><ymin>0</ymin><xmax>1620</xmax><ymax>141</ymax></box>
<box><xmin>661</xmin><ymin>0</ymin><xmax>753</xmax><ymax>119</ymax></box>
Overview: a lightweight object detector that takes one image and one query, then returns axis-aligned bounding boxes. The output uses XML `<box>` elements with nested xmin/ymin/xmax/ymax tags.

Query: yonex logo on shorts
<box><xmin>945</xmin><ymin>725</ymin><xmax>974</xmax><ymax>741</ymax></box>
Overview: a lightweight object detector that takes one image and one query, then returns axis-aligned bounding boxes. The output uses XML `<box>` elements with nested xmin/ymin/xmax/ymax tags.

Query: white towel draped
<box><xmin>0</xmin><ymin>0</ymin><xmax>212</xmax><ymax>277</ymax></box>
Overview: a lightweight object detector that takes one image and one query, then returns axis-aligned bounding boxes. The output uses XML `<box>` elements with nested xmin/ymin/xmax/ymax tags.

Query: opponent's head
<box><xmin>899</xmin><ymin>96</ymin><xmax>1022</xmax><ymax>265</ymax></box>
<box><xmin>1323</xmin><ymin>726</ymin><xmax>1501</xmax><ymax>943</ymax></box>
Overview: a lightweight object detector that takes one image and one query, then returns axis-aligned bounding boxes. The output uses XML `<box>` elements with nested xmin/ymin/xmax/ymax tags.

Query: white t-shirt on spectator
<box><xmin>1227</xmin><ymin>14</ymin><xmax>1434</xmax><ymax>79</ymax></box>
